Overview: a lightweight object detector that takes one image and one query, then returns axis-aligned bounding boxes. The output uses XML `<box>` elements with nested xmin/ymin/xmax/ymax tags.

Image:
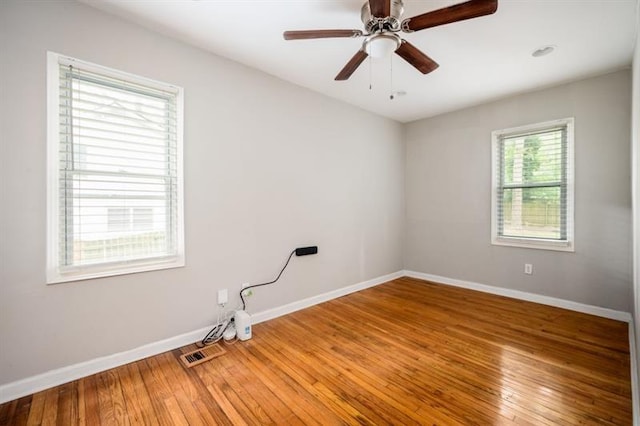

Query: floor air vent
<box><xmin>179</xmin><ymin>344</ymin><xmax>226</xmax><ymax>368</ymax></box>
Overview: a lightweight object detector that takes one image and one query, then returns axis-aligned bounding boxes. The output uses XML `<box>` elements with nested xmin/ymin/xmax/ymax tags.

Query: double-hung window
<box><xmin>491</xmin><ymin>118</ymin><xmax>574</xmax><ymax>251</ymax></box>
<box><xmin>47</xmin><ymin>52</ymin><xmax>184</xmax><ymax>283</ymax></box>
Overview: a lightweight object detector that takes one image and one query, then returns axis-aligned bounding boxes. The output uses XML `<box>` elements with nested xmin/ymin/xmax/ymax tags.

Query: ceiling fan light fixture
<box><xmin>364</xmin><ymin>33</ymin><xmax>401</xmax><ymax>58</ymax></box>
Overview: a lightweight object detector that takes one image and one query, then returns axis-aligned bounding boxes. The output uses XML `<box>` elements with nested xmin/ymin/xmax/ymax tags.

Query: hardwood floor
<box><xmin>0</xmin><ymin>277</ymin><xmax>632</xmax><ymax>425</ymax></box>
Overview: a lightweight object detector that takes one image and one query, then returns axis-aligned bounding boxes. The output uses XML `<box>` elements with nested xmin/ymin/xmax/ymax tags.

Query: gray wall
<box><xmin>631</xmin><ymin>5</ymin><xmax>640</xmax><ymax>391</ymax></box>
<box><xmin>0</xmin><ymin>1</ymin><xmax>405</xmax><ymax>385</ymax></box>
<box><xmin>405</xmin><ymin>70</ymin><xmax>632</xmax><ymax>312</ymax></box>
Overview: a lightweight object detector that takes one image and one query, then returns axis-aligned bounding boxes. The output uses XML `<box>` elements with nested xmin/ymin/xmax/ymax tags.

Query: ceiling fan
<box><xmin>283</xmin><ymin>0</ymin><xmax>498</xmax><ymax>81</ymax></box>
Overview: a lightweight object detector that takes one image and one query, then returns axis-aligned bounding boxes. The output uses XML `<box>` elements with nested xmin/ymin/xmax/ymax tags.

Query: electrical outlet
<box><xmin>241</xmin><ymin>283</ymin><xmax>253</xmax><ymax>298</ymax></box>
<box><xmin>217</xmin><ymin>289</ymin><xmax>228</xmax><ymax>306</ymax></box>
<box><xmin>524</xmin><ymin>263</ymin><xmax>533</xmax><ymax>275</ymax></box>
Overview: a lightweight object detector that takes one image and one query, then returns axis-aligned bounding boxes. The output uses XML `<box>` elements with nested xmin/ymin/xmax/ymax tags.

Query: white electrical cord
<box><xmin>197</xmin><ymin>303</ymin><xmax>240</xmax><ymax>347</ymax></box>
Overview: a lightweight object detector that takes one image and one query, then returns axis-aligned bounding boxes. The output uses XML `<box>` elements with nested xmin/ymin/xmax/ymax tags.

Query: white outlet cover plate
<box><xmin>217</xmin><ymin>289</ymin><xmax>228</xmax><ymax>305</ymax></box>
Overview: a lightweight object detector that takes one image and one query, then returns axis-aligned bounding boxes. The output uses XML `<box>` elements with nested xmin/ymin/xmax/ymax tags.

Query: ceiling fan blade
<box><xmin>402</xmin><ymin>0</ymin><xmax>497</xmax><ymax>32</ymax></box>
<box><xmin>283</xmin><ymin>29</ymin><xmax>363</xmax><ymax>40</ymax></box>
<box><xmin>395</xmin><ymin>40</ymin><xmax>439</xmax><ymax>74</ymax></box>
<box><xmin>369</xmin><ymin>0</ymin><xmax>391</xmax><ymax>18</ymax></box>
<box><xmin>335</xmin><ymin>50</ymin><xmax>369</xmax><ymax>81</ymax></box>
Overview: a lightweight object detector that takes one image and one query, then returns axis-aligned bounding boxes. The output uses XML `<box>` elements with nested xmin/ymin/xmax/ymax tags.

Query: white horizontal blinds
<box><xmin>58</xmin><ymin>63</ymin><xmax>178</xmax><ymax>269</ymax></box>
<box><xmin>497</xmin><ymin>126</ymin><xmax>567</xmax><ymax>240</ymax></box>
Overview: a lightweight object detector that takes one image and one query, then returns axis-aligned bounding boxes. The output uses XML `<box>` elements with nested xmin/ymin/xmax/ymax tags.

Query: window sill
<box><xmin>46</xmin><ymin>255</ymin><xmax>185</xmax><ymax>284</ymax></box>
<box><xmin>492</xmin><ymin>236</ymin><xmax>574</xmax><ymax>252</ymax></box>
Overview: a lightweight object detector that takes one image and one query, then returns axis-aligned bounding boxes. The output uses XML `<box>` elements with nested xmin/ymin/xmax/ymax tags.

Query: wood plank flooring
<box><xmin>0</xmin><ymin>277</ymin><xmax>632</xmax><ymax>425</ymax></box>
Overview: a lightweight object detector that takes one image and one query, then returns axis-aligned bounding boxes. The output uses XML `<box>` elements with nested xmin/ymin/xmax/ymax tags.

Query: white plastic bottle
<box><xmin>234</xmin><ymin>310</ymin><xmax>252</xmax><ymax>341</ymax></box>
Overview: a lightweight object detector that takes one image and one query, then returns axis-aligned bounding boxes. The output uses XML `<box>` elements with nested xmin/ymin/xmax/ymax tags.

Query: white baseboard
<box><xmin>0</xmin><ymin>270</ymin><xmax>404</xmax><ymax>405</ymax></box>
<box><xmin>1</xmin><ymin>269</ymin><xmax>631</xmax><ymax>406</ymax></box>
<box><xmin>251</xmin><ymin>270</ymin><xmax>405</xmax><ymax>325</ymax></box>
<box><xmin>404</xmin><ymin>270</ymin><xmax>632</xmax><ymax>323</ymax></box>
<box><xmin>0</xmin><ymin>325</ymin><xmax>213</xmax><ymax>405</ymax></box>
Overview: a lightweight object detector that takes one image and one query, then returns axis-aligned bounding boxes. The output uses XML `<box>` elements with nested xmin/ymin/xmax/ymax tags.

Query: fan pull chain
<box><xmin>389</xmin><ymin>55</ymin><xmax>394</xmax><ymax>100</ymax></box>
<box><xmin>369</xmin><ymin>56</ymin><xmax>372</xmax><ymax>90</ymax></box>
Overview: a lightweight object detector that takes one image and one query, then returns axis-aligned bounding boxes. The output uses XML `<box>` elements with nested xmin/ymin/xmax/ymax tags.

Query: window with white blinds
<box><xmin>491</xmin><ymin>118</ymin><xmax>574</xmax><ymax>251</ymax></box>
<box><xmin>47</xmin><ymin>52</ymin><xmax>184</xmax><ymax>283</ymax></box>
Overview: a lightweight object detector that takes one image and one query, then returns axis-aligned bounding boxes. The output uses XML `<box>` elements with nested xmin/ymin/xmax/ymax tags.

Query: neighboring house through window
<box><xmin>107</xmin><ymin>208</ymin><xmax>154</xmax><ymax>232</ymax></box>
<box><xmin>491</xmin><ymin>118</ymin><xmax>574</xmax><ymax>251</ymax></box>
<box><xmin>47</xmin><ymin>52</ymin><xmax>184</xmax><ymax>283</ymax></box>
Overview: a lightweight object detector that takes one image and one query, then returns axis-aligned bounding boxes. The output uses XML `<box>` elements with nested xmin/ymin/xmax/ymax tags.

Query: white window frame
<box><xmin>46</xmin><ymin>52</ymin><xmax>185</xmax><ymax>283</ymax></box>
<box><xmin>491</xmin><ymin>118</ymin><xmax>575</xmax><ymax>252</ymax></box>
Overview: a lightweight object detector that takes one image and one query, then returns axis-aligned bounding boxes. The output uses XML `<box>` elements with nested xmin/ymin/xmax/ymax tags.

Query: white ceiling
<box><xmin>81</xmin><ymin>0</ymin><xmax>638</xmax><ymax>123</ymax></box>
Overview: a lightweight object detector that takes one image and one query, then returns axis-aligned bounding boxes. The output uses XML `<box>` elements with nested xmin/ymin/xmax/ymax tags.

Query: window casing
<box><xmin>47</xmin><ymin>52</ymin><xmax>184</xmax><ymax>283</ymax></box>
<box><xmin>491</xmin><ymin>118</ymin><xmax>574</xmax><ymax>251</ymax></box>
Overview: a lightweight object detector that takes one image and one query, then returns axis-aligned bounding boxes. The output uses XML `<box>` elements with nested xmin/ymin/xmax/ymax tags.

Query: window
<box><xmin>491</xmin><ymin>118</ymin><xmax>574</xmax><ymax>251</ymax></box>
<box><xmin>47</xmin><ymin>52</ymin><xmax>184</xmax><ymax>283</ymax></box>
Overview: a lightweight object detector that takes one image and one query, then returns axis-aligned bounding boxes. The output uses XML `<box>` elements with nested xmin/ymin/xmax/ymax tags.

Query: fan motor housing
<box><xmin>361</xmin><ymin>0</ymin><xmax>404</xmax><ymax>33</ymax></box>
